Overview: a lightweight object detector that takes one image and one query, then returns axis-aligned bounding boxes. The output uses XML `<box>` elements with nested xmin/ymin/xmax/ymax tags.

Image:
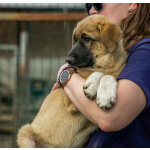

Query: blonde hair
<box><xmin>120</xmin><ymin>3</ymin><xmax>150</xmax><ymax>51</ymax></box>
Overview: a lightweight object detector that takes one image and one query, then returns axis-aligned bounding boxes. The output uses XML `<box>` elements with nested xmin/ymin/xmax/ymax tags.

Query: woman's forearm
<box><xmin>64</xmin><ymin>73</ymin><xmax>113</xmax><ymax>130</ymax></box>
<box><xmin>64</xmin><ymin>73</ymin><xmax>147</xmax><ymax>132</ymax></box>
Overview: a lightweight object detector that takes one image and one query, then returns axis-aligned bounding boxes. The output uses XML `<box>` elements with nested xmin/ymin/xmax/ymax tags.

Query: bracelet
<box><xmin>61</xmin><ymin>65</ymin><xmax>77</xmax><ymax>72</ymax></box>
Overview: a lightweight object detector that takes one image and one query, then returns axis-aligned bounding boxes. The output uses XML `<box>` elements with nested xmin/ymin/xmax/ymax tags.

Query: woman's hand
<box><xmin>51</xmin><ymin>82</ymin><xmax>60</xmax><ymax>91</ymax></box>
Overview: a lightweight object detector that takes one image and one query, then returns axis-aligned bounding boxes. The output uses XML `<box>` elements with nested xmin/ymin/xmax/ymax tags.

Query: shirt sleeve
<box><xmin>117</xmin><ymin>42</ymin><xmax>150</xmax><ymax>110</ymax></box>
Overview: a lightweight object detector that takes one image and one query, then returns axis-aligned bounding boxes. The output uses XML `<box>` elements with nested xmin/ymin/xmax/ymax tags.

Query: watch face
<box><xmin>60</xmin><ymin>70</ymin><xmax>69</xmax><ymax>82</ymax></box>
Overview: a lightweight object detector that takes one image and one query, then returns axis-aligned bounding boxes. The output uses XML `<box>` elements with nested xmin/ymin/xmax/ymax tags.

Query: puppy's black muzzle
<box><xmin>66</xmin><ymin>42</ymin><xmax>94</xmax><ymax>68</ymax></box>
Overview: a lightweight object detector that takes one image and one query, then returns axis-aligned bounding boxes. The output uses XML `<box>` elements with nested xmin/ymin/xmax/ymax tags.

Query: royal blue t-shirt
<box><xmin>87</xmin><ymin>37</ymin><xmax>150</xmax><ymax>148</ymax></box>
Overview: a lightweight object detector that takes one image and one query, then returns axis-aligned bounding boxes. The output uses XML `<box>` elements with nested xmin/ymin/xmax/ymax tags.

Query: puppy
<box><xmin>17</xmin><ymin>14</ymin><xmax>127</xmax><ymax>148</ymax></box>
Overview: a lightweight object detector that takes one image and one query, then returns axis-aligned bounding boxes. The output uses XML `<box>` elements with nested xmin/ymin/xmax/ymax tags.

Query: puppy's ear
<box><xmin>98</xmin><ymin>23</ymin><xmax>123</xmax><ymax>53</ymax></box>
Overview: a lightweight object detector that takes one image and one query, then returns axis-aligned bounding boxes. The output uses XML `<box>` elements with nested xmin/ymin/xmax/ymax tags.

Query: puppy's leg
<box><xmin>96</xmin><ymin>75</ymin><xmax>117</xmax><ymax>109</ymax></box>
<box><xmin>64</xmin><ymin>94</ymin><xmax>78</xmax><ymax>114</ymax></box>
<box><xmin>83</xmin><ymin>72</ymin><xmax>104</xmax><ymax>100</ymax></box>
<box><xmin>17</xmin><ymin>124</ymin><xmax>37</xmax><ymax>148</ymax></box>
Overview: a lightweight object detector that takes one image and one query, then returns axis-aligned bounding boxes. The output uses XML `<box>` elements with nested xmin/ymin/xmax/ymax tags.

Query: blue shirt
<box><xmin>87</xmin><ymin>37</ymin><xmax>150</xmax><ymax>148</ymax></box>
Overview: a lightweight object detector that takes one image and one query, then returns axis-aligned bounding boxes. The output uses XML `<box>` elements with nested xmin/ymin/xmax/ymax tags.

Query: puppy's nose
<box><xmin>65</xmin><ymin>57</ymin><xmax>75</xmax><ymax>65</ymax></box>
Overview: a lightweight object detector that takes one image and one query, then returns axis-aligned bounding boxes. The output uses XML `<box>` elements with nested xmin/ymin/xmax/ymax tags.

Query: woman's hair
<box><xmin>120</xmin><ymin>3</ymin><xmax>150</xmax><ymax>51</ymax></box>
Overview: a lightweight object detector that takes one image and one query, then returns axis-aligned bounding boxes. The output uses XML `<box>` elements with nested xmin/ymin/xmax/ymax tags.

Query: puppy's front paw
<box><xmin>96</xmin><ymin>75</ymin><xmax>117</xmax><ymax>109</ymax></box>
<box><xmin>83</xmin><ymin>72</ymin><xmax>104</xmax><ymax>100</ymax></box>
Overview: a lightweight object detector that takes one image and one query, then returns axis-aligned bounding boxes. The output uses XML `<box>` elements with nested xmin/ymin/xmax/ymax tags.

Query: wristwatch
<box><xmin>58</xmin><ymin>66</ymin><xmax>76</xmax><ymax>88</ymax></box>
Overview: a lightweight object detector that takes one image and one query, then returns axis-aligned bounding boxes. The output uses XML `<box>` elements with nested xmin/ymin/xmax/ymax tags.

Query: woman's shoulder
<box><xmin>130</xmin><ymin>37</ymin><xmax>150</xmax><ymax>53</ymax></box>
<box><xmin>127</xmin><ymin>37</ymin><xmax>150</xmax><ymax>63</ymax></box>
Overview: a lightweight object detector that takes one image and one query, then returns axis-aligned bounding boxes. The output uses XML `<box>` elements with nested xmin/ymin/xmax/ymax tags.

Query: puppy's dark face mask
<box><xmin>66</xmin><ymin>33</ymin><xmax>94</xmax><ymax>68</ymax></box>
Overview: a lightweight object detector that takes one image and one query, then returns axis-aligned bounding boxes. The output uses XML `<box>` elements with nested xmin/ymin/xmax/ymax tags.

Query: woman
<box><xmin>52</xmin><ymin>3</ymin><xmax>150</xmax><ymax>147</ymax></box>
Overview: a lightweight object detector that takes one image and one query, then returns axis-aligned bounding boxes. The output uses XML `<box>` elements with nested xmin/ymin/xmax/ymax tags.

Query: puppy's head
<box><xmin>66</xmin><ymin>14</ymin><xmax>124</xmax><ymax>69</ymax></box>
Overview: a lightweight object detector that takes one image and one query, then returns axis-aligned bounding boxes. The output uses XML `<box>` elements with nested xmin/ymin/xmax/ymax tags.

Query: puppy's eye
<box><xmin>82</xmin><ymin>35</ymin><xmax>91</xmax><ymax>43</ymax></box>
<box><xmin>83</xmin><ymin>37</ymin><xmax>91</xmax><ymax>43</ymax></box>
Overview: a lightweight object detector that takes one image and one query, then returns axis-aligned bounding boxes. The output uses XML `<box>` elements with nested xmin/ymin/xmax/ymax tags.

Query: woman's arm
<box><xmin>63</xmin><ymin>72</ymin><xmax>147</xmax><ymax>132</ymax></box>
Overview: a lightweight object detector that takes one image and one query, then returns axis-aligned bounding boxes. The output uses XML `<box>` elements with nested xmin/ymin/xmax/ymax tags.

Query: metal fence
<box><xmin>0</xmin><ymin>3</ymin><xmax>87</xmax><ymax>147</ymax></box>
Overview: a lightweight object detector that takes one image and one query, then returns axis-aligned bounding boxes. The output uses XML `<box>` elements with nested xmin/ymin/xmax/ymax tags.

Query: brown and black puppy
<box><xmin>17</xmin><ymin>14</ymin><xmax>127</xmax><ymax>148</ymax></box>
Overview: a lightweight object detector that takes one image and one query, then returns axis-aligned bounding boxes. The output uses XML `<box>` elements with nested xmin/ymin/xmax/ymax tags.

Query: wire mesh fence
<box><xmin>0</xmin><ymin>3</ymin><xmax>86</xmax><ymax>147</ymax></box>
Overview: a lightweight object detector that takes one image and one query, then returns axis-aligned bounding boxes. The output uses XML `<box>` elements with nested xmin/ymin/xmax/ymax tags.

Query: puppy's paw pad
<box><xmin>97</xmin><ymin>94</ymin><xmax>116</xmax><ymax>110</ymax></box>
<box><xmin>83</xmin><ymin>83</ymin><xmax>90</xmax><ymax>89</ymax></box>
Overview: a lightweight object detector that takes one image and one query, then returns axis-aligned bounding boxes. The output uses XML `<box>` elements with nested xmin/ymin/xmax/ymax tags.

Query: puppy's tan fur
<box><xmin>17</xmin><ymin>15</ymin><xmax>127</xmax><ymax>148</ymax></box>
